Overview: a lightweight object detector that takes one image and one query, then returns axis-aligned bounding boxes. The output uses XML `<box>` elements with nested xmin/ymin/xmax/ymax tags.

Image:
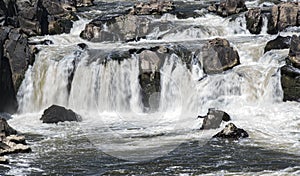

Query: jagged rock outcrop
<box><xmin>129</xmin><ymin>0</ymin><xmax>174</xmax><ymax>15</ymax></box>
<box><xmin>40</xmin><ymin>105</ymin><xmax>82</xmax><ymax>123</ymax></box>
<box><xmin>0</xmin><ymin>27</ymin><xmax>33</xmax><ymax>113</ymax></box>
<box><xmin>245</xmin><ymin>8</ymin><xmax>263</xmax><ymax>34</ymax></box>
<box><xmin>267</xmin><ymin>2</ymin><xmax>299</xmax><ymax>34</ymax></box>
<box><xmin>264</xmin><ymin>35</ymin><xmax>291</xmax><ymax>53</ymax></box>
<box><xmin>0</xmin><ymin>0</ymin><xmax>82</xmax><ymax>36</ymax></box>
<box><xmin>198</xmin><ymin>109</ymin><xmax>231</xmax><ymax>130</ymax></box>
<box><xmin>288</xmin><ymin>35</ymin><xmax>300</xmax><ymax>68</ymax></box>
<box><xmin>213</xmin><ymin>123</ymin><xmax>249</xmax><ymax>139</ymax></box>
<box><xmin>199</xmin><ymin>38</ymin><xmax>240</xmax><ymax>74</ymax></box>
<box><xmin>208</xmin><ymin>0</ymin><xmax>247</xmax><ymax>17</ymax></box>
<box><xmin>0</xmin><ymin>118</ymin><xmax>31</xmax><ymax>164</ymax></box>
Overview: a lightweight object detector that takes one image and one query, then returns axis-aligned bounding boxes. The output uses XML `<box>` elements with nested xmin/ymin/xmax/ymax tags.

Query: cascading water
<box><xmin>5</xmin><ymin>1</ymin><xmax>300</xmax><ymax>175</ymax></box>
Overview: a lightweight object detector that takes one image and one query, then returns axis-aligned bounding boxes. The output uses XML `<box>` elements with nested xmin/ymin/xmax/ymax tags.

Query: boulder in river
<box><xmin>208</xmin><ymin>0</ymin><xmax>247</xmax><ymax>17</ymax></box>
<box><xmin>40</xmin><ymin>105</ymin><xmax>82</xmax><ymax>123</ymax></box>
<box><xmin>264</xmin><ymin>35</ymin><xmax>291</xmax><ymax>53</ymax></box>
<box><xmin>198</xmin><ymin>109</ymin><xmax>231</xmax><ymax>130</ymax></box>
<box><xmin>245</xmin><ymin>8</ymin><xmax>263</xmax><ymax>34</ymax></box>
<box><xmin>213</xmin><ymin>123</ymin><xmax>249</xmax><ymax>139</ymax></box>
<box><xmin>199</xmin><ymin>38</ymin><xmax>240</xmax><ymax>74</ymax></box>
<box><xmin>0</xmin><ymin>118</ymin><xmax>17</xmax><ymax>136</ymax></box>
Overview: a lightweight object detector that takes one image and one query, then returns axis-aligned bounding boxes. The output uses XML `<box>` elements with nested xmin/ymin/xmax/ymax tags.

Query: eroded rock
<box><xmin>245</xmin><ymin>8</ymin><xmax>263</xmax><ymax>34</ymax></box>
<box><xmin>264</xmin><ymin>35</ymin><xmax>291</xmax><ymax>53</ymax></box>
<box><xmin>129</xmin><ymin>0</ymin><xmax>174</xmax><ymax>15</ymax></box>
<box><xmin>281</xmin><ymin>65</ymin><xmax>300</xmax><ymax>102</ymax></box>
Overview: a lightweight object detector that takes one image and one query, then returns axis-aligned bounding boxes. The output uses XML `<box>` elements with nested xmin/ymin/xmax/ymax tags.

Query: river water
<box><xmin>1</xmin><ymin>0</ymin><xmax>300</xmax><ymax>175</ymax></box>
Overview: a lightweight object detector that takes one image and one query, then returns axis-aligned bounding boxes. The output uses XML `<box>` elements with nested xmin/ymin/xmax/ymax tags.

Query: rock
<box><xmin>280</xmin><ymin>65</ymin><xmax>300</xmax><ymax>102</ymax></box>
<box><xmin>75</xmin><ymin>0</ymin><xmax>94</xmax><ymax>7</ymax></box>
<box><xmin>0</xmin><ymin>142</ymin><xmax>31</xmax><ymax>156</ymax></box>
<box><xmin>40</xmin><ymin>105</ymin><xmax>82</xmax><ymax>123</ymax></box>
<box><xmin>80</xmin><ymin>14</ymin><xmax>152</xmax><ymax>42</ymax></box>
<box><xmin>129</xmin><ymin>0</ymin><xmax>175</xmax><ymax>15</ymax></box>
<box><xmin>264</xmin><ymin>35</ymin><xmax>291</xmax><ymax>53</ymax></box>
<box><xmin>0</xmin><ymin>27</ymin><xmax>34</xmax><ymax>113</ymax></box>
<box><xmin>0</xmin><ymin>113</ymin><xmax>12</xmax><ymax>120</ymax></box>
<box><xmin>198</xmin><ymin>108</ymin><xmax>231</xmax><ymax>130</ymax></box>
<box><xmin>288</xmin><ymin>35</ymin><xmax>300</xmax><ymax>68</ymax></box>
<box><xmin>208</xmin><ymin>0</ymin><xmax>247</xmax><ymax>17</ymax></box>
<box><xmin>213</xmin><ymin>123</ymin><xmax>249</xmax><ymax>139</ymax></box>
<box><xmin>199</xmin><ymin>38</ymin><xmax>240</xmax><ymax>74</ymax></box>
<box><xmin>0</xmin><ymin>156</ymin><xmax>9</xmax><ymax>164</ymax></box>
<box><xmin>0</xmin><ymin>118</ymin><xmax>17</xmax><ymax>137</ymax></box>
<box><xmin>245</xmin><ymin>8</ymin><xmax>263</xmax><ymax>34</ymax></box>
<box><xmin>267</xmin><ymin>2</ymin><xmax>299</xmax><ymax>34</ymax></box>
<box><xmin>6</xmin><ymin>135</ymin><xmax>26</xmax><ymax>145</ymax></box>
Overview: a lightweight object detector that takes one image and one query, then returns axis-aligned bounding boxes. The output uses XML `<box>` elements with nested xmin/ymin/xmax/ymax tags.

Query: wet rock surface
<box><xmin>264</xmin><ymin>35</ymin><xmax>291</xmax><ymax>53</ymax></box>
<box><xmin>245</xmin><ymin>8</ymin><xmax>263</xmax><ymax>34</ymax></box>
<box><xmin>199</xmin><ymin>38</ymin><xmax>240</xmax><ymax>74</ymax></box>
<box><xmin>198</xmin><ymin>109</ymin><xmax>231</xmax><ymax>130</ymax></box>
<box><xmin>0</xmin><ymin>118</ymin><xmax>31</xmax><ymax>164</ymax></box>
<box><xmin>213</xmin><ymin>123</ymin><xmax>249</xmax><ymax>139</ymax></box>
<box><xmin>40</xmin><ymin>105</ymin><xmax>82</xmax><ymax>123</ymax></box>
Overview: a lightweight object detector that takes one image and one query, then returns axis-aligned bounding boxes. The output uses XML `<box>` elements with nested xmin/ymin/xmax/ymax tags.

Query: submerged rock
<box><xmin>245</xmin><ymin>8</ymin><xmax>263</xmax><ymax>34</ymax></box>
<box><xmin>199</xmin><ymin>38</ymin><xmax>240</xmax><ymax>74</ymax></box>
<box><xmin>208</xmin><ymin>0</ymin><xmax>247</xmax><ymax>17</ymax></box>
<box><xmin>213</xmin><ymin>123</ymin><xmax>249</xmax><ymax>139</ymax></box>
<box><xmin>40</xmin><ymin>105</ymin><xmax>82</xmax><ymax>123</ymax></box>
<box><xmin>0</xmin><ymin>156</ymin><xmax>9</xmax><ymax>164</ymax></box>
<box><xmin>198</xmin><ymin>109</ymin><xmax>231</xmax><ymax>130</ymax></box>
<box><xmin>264</xmin><ymin>35</ymin><xmax>291</xmax><ymax>53</ymax></box>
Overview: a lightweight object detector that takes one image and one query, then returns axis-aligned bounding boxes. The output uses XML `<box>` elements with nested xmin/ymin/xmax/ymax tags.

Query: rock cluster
<box><xmin>208</xmin><ymin>0</ymin><xmax>247</xmax><ymax>17</ymax></box>
<box><xmin>0</xmin><ymin>118</ymin><xmax>31</xmax><ymax>164</ymax></box>
<box><xmin>129</xmin><ymin>0</ymin><xmax>175</xmax><ymax>15</ymax></box>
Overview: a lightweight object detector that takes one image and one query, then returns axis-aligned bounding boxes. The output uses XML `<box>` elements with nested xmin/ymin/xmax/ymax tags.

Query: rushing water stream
<box><xmin>1</xmin><ymin>0</ymin><xmax>300</xmax><ymax>175</ymax></box>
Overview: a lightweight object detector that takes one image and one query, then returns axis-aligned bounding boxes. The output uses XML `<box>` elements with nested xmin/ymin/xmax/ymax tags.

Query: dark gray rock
<box><xmin>0</xmin><ymin>118</ymin><xmax>17</xmax><ymax>137</ymax></box>
<box><xmin>40</xmin><ymin>105</ymin><xmax>82</xmax><ymax>123</ymax></box>
<box><xmin>245</xmin><ymin>8</ymin><xmax>263</xmax><ymax>34</ymax></box>
<box><xmin>213</xmin><ymin>123</ymin><xmax>249</xmax><ymax>139</ymax></box>
<box><xmin>198</xmin><ymin>108</ymin><xmax>231</xmax><ymax>130</ymax></box>
<box><xmin>264</xmin><ymin>35</ymin><xmax>291</xmax><ymax>53</ymax></box>
<box><xmin>208</xmin><ymin>0</ymin><xmax>247</xmax><ymax>17</ymax></box>
<box><xmin>288</xmin><ymin>35</ymin><xmax>300</xmax><ymax>68</ymax></box>
<box><xmin>199</xmin><ymin>38</ymin><xmax>240</xmax><ymax>74</ymax></box>
<box><xmin>280</xmin><ymin>65</ymin><xmax>300</xmax><ymax>102</ymax></box>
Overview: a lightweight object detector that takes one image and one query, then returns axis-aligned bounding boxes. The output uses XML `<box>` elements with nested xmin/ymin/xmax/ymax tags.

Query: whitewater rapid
<box><xmin>5</xmin><ymin>3</ymin><xmax>300</xmax><ymax>175</ymax></box>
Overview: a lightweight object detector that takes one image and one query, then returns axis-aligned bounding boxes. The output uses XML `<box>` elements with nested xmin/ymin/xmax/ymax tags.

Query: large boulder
<box><xmin>40</xmin><ymin>105</ymin><xmax>82</xmax><ymax>123</ymax></box>
<box><xmin>245</xmin><ymin>8</ymin><xmax>263</xmax><ymax>34</ymax></box>
<box><xmin>264</xmin><ymin>35</ymin><xmax>291</xmax><ymax>53</ymax></box>
<box><xmin>198</xmin><ymin>109</ymin><xmax>231</xmax><ymax>130</ymax></box>
<box><xmin>208</xmin><ymin>0</ymin><xmax>247</xmax><ymax>17</ymax></box>
<box><xmin>199</xmin><ymin>38</ymin><xmax>240</xmax><ymax>74</ymax></box>
<box><xmin>129</xmin><ymin>0</ymin><xmax>175</xmax><ymax>15</ymax></box>
<box><xmin>280</xmin><ymin>65</ymin><xmax>300</xmax><ymax>102</ymax></box>
<box><xmin>213</xmin><ymin>123</ymin><xmax>249</xmax><ymax>139</ymax></box>
<box><xmin>267</xmin><ymin>2</ymin><xmax>299</xmax><ymax>34</ymax></box>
